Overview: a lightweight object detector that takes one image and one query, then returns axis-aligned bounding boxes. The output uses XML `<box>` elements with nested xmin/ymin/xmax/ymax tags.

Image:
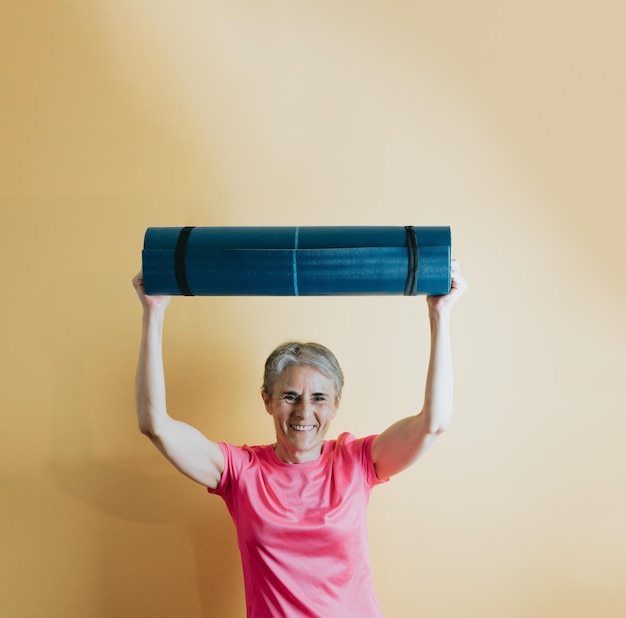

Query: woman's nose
<box><xmin>294</xmin><ymin>398</ymin><xmax>314</xmax><ymax>416</ymax></box>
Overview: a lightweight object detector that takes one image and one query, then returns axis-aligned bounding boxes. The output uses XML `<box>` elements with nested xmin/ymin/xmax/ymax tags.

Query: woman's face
<box><xmin>262</xmin><ymin>364</ymin><xmax>340</xmax><ymax>464</ymax></box>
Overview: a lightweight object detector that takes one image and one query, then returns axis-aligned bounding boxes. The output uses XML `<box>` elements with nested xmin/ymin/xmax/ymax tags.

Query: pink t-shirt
<box><xmin>208</xmin><ymin>432</ymin><xmax>388</xmax><ymax>617</ymax></box>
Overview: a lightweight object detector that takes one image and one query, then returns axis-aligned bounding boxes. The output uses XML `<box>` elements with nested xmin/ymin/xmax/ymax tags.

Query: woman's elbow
<box><xmin>138</xmin><ymin>418</ymin><xmax>159</xmax><ymax>439</ymax></box>
<box><xmin>432</xmin><ymin>424</ymin><xmax>449</xmax><ymax>436</ymax></box>
<box><xmin>138</xmin><ymin>422</ymin><xmax>152</xmax><ymax>438</ymax></box>
<box><xmin>137</xmin><ymin>406</ymin><xmax>167</xmax><ymax>438</ymax></box>
<box><xmin>426</xmin><ymin>416</ymin><xmax>451</xmax><ymax>435</ymax></box>
<box><xmin>414</xmin><ymin>411</ymin><xmax>450</xmax><ymax>437</ymax></box>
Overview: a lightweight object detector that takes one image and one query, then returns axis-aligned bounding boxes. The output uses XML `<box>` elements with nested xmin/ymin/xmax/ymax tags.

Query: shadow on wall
<box><xmin>3</xmin><ymin>0</ymin><xmax>241</xmax><ymax>611</ymax></box>
<box><xmin>38</xmin><ymin>274</ymin><xmax>245</xmax><ymax>617</ymax></box>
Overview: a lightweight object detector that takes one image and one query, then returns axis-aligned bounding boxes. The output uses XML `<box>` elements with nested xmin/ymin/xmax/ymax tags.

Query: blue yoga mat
<box><xmin>141</xmin><ymin>226</ymin><xmax>451</xmax><ymax>296</ymax></box>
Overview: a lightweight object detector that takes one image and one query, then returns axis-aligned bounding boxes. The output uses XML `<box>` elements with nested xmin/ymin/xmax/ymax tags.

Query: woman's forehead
<box><xmin>275</xmin><ymin>365</ymin><xmax>335</xmax><ymax>393</ymax></box>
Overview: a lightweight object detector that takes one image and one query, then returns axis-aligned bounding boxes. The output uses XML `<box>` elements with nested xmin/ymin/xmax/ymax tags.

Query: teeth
<box><xmin>290</xmin><ymin>424</ymin><xmax>315</xmax><ymax>431</ymax></box>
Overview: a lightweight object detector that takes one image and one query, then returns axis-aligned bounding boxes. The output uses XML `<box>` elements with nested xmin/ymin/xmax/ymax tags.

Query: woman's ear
<box><xmin>261</xmin><ymin>391</ymin><xmax>272</xmax><ymax>414</ymax></box>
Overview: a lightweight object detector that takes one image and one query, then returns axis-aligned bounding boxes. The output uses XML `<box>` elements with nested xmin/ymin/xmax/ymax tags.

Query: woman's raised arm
<box><xmin>371</xmin><ymin>262</ymin><xmax>467</xmax><ymax>480</ymax></box>
<box><xmin>133</xmin><ymin>272</ymin><xmax>224</xmax><ymax>489</ymax></box>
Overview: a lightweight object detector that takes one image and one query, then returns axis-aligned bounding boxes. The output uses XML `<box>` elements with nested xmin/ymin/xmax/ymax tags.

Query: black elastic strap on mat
<box><xmin>404</xmin><ymin>226</ymin><xmax>419</xmax><ymax>296</ymax></box>
<box><xmin>175</xmin><ymin>226</ymin><xmax>195</xmax><ymax>296</ymax></box>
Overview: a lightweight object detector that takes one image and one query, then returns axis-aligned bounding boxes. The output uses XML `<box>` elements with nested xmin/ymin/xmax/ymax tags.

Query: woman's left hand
<box><xmin>426</xmin><ymin>260</ymin><xmax>467</xmax><ymax>315</ymax></box>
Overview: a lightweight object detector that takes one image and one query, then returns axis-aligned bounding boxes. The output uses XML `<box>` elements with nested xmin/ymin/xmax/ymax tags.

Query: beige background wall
<box><xmin>2</xmin><ymin>2</ymin><xmax>625</xmax><ymax>617</ymax></box>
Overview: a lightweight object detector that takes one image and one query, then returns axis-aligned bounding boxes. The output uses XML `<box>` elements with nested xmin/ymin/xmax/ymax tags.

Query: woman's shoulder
<box><xmin>328</xmin><ymin>432</ymin><xmax>378</xmax><ymax>458</ymax></box>
<box><xmin>218</xmin><ymin>441</ymin><xmax>275</xmax><ymax>469</ymax></box>
<box><xmin>333</xmin><ymin>431</ymin><xmax>377</xmax><ymax>447</ymax></box>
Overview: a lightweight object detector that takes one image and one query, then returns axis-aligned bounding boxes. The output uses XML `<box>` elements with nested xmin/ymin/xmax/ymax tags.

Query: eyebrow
<box><xmin>280</xmin><ymin>390</ymin><xmax>329</xmax><ymax>398</ymax></box>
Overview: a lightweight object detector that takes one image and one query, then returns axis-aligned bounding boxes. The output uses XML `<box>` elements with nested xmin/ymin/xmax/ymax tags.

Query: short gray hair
<box><xmin>262</xmin><ymin>341</ymin><xmax>344</xmax><ymax>401</ymax></box>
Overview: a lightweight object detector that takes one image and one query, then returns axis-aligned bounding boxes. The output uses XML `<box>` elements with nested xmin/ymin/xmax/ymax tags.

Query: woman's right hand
<box><xmin>132</xmin><ymin>271</ymin><xmax>171</xmax><ymax>312</ymax></box>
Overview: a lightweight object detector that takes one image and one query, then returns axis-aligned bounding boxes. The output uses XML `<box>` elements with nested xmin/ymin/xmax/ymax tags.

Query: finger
<box><xmin>451</xmin><ymin>271</ymin><xmax>467</xmax><ymax>293</ymax></box>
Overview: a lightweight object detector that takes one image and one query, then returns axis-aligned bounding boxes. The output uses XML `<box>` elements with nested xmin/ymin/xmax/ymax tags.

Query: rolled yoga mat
<box><xmin>141</xmin><ymin>226</ymin><xmax>451</xmax><ymax>296</ymax></box>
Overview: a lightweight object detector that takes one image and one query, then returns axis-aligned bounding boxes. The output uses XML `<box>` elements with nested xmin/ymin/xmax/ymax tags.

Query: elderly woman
<box><xmin>132</xmin><ymin>262</ymin><xmax>466</xmax><ymax>617</ymax></box>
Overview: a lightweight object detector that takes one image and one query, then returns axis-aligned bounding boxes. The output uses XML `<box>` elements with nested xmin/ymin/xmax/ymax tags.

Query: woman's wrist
<box><xmin>142</xmin><ymin>305</ymin><xmax>167</xmax><ymax>326</ymax></box>
<box><xmin>428</xmin><ymin>303</ymin><xmax>451</xmax><ymax>324</ymax></box>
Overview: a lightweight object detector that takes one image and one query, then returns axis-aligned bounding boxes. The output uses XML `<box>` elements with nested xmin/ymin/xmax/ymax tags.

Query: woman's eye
<box><xmin>282</xmin><ymin>395</ymin><xmax>297</xmax><ymax>403</ymax></box>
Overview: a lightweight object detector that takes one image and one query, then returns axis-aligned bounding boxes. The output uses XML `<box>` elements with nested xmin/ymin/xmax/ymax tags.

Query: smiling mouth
<box><xmin>289</xmin><ymin>424</ymin><xmax>317</xmax><ymax>432</ymax></box>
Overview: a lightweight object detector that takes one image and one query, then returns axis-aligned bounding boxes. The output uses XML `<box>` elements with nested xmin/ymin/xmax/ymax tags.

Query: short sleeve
<box><xmin>207</xmin><ymin>442</ymin><xmax>251</xmax><ymax>497</ymax></box>
<box><xmin>335</xmin><ymin>432</ymin><xmax>390</xmax><ymax>488</ymax></box>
